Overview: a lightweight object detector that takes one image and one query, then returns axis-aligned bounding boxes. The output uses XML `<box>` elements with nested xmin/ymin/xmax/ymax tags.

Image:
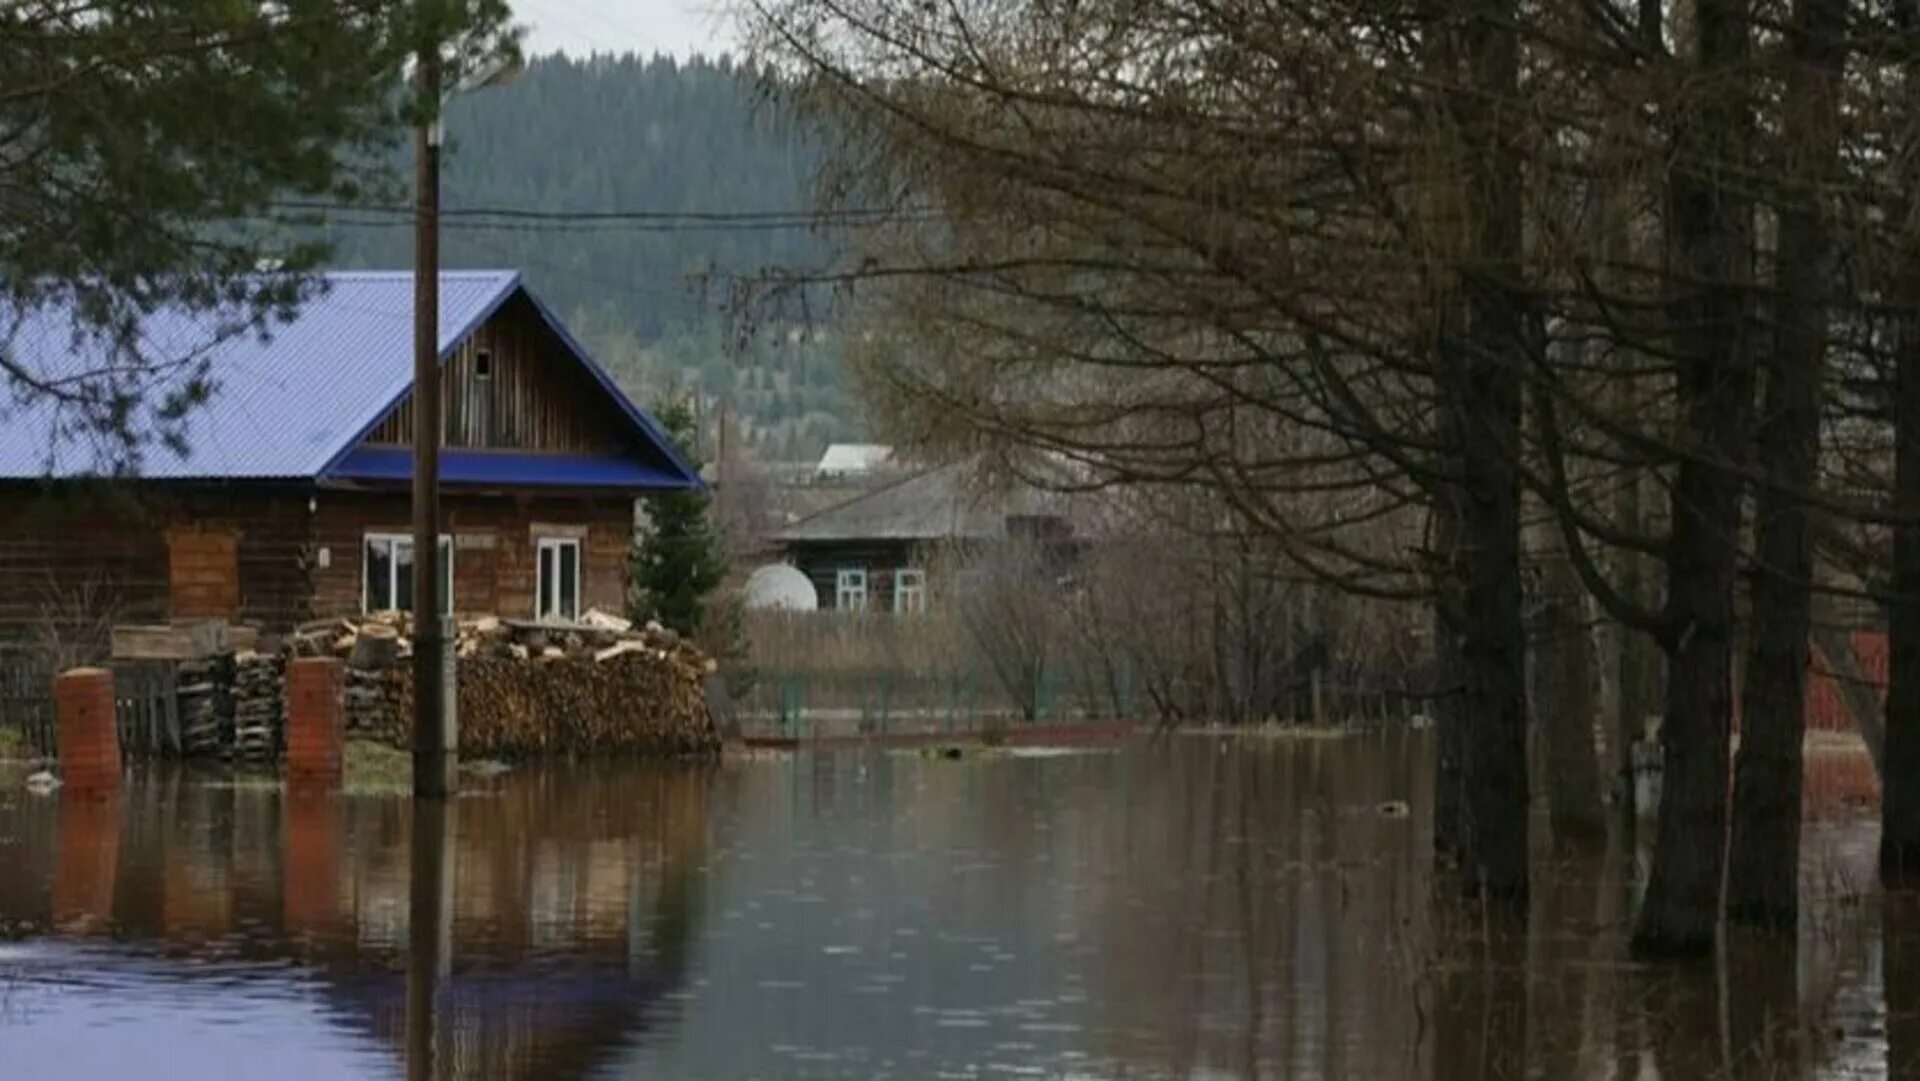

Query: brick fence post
<box><xmin>54</xmin><ymin>667</ymin><xmax>120</xmax><ymax>792</ymax></box>
<box><xmin>286</xmin><ymin>657</ymin><xmax>345</xmax><ymax>788</ymax></box>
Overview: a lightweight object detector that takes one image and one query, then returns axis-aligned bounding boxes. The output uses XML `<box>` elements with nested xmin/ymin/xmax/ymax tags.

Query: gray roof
<box><xmin>778</xmin><ymin>461</ymin><xmax>1070</xmax><ymax>544</ymax></box>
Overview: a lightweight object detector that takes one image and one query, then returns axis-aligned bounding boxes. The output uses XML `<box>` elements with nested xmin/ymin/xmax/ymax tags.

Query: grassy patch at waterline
<box><xmin>343</xmin><ymin>739</ymin><xmax>512</xmax><ymax>795</ymax></box>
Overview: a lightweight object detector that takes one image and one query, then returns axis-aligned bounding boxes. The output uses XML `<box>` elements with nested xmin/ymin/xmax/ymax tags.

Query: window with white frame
<box><xmin>537</xmin><ymin>536</ymin><xmax>582</xmax><ymax>622</ymax></box>
<box><xmin>364</xmin><ymin>533</ymin><xmax>452</xmax><ymax>614</ymax></box>
<box><xmin>894</xmin><ymin>568</ymin><xmax>927</xmax><ymax>614</ymax></box>
<box><xmin>836</xmin><ymin>568</ymin><xmax>869</xmax><ymax>612</ymax></box>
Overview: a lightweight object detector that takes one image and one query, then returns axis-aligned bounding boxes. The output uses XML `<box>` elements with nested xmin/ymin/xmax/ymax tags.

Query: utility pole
<box><xmin>412</xmin><ymin>27</ymin><xmax>454</xmax><ymax>800</ymax></box>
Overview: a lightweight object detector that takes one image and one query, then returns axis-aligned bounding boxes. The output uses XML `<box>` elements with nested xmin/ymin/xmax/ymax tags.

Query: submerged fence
<box><xmin>734</xmin><ymin>611</ymin><xmax>1430</xmax><ymax>741</ymax></box>
<box><xmin>0</xmin><ymin>654</ymin><xmax>181</xmax><ymax>760</ymax></box>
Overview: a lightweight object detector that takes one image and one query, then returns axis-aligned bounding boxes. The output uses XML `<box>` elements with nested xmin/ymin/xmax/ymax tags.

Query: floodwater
<box><xmin>0</xmin><ymin>732</ymin><xmax>1900</xmax><ymax>1079</ymax></box>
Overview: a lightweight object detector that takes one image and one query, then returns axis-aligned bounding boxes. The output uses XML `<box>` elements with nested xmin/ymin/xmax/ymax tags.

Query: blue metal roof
<box><xmin>329</xmin><ymin>447</ymin><xmax>694</xmax><ymax>489</ymax></box>
<box><xmin>0</xmin><ymin>270</ymin><xmax>701</xmax><ymax>493</ymax></box>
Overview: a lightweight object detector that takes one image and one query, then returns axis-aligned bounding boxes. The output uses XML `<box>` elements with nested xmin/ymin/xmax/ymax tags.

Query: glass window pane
<box><xmin>539</xmin><ymin>546</ymin><xmax>554</xmax><ymax>618</ymax></box>
<box><xmin>559</xmin><ymin>543</ymin><xmax>578</xmax><ymax>619</ymax></box>
<box><xmin>836</xmin><ymin>568</ymin><xmax>868</xmax><ymax>612</ymax></box>
<box><xmin>365</xmin><ymin>539</ymin><xmax>392</xmax><ymax>612</ymax></box>
<box><xmin>395</xmin><ymin>539</ymin><xmax>414</xmax><ymax>613</ymax></box>
<box><xmin>894</xmin><ymin>568</ymin><xmax>925</xmax><ymax>614</ymax></box>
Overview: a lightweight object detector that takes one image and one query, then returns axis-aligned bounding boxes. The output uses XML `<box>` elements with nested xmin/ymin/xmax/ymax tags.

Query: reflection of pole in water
<box><xmin>408</xmin><ymin>799</ymin><xmax>457</xmax><ymax>1081</ymax></box>
<box><xmin>53</xmin><ymin>790</ymin><xmax>121</xmax><ymax>934</ymax></box>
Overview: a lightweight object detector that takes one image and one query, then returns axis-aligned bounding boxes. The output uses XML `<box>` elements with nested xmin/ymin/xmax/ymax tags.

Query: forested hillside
<box><xmin>318</xmin><ymin>52</ymin><xmax>856</xmax><ymax>461</ymax></box>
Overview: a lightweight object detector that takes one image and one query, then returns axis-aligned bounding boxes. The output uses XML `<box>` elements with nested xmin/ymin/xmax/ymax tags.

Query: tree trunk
<box><xmin>1541</xmin><ymin>553</ymin><xmax>1607</xmax><ymax>842</ymax></box>
<box><xmin>1811</xmin><ymin>622</ymin><xmax>1886</xmax><ymax>776</ymax></box>
<box><xmin>1888</xmin><ymin>7</ymin><xmax>1920</xmax><ymax>887</ymax></box>
<box><xmin>1432</xmin><ymin>487</ymin><xmax>1469</xmax><ymax>864</ymax></box>
<box><xmin>1613</xmin><ymin>477</ymin><xmax>1662</xmax><ymax>814</ymax></box>
<box><xmin>1438</xmin><ymin>0</ymin><xmax>1530</xmax><ymax>904</ymax></box>
<box><xmin>1885</xmin><ymin>289</ymin><xmax>1920</xmax><ymax>884</ymax></box>
<box><xmin>1422</xmin><ymin>0</ymin><xmax>1529</xmax><ymax>901</ymax></box>
<box><xmin>1632</xmin><ymin>0</ymin><xmax>1755</xmax><ymax>957</ymax></box>
<box><xmin>1600</xmin><ymin>177</ymin><xmax>1659</xmax><ymax>827</ymax></box>
<box><xmin>1727</xmin><ymin>0</ymin><xmax>1842</xmax><ymax>929</ymax></box>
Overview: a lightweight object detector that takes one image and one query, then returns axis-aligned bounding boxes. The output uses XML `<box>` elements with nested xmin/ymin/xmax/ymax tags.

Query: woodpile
<box><xmin>102</xmin><ymin>609</ymin><xmax>718</xmax><ymax>762</ymax></box>
<box><xmin>300</xmin><ymin>609</ymin><xmax>720</xmax><ymax>758</ymax></box>
<box><xmin>175</xmin><ymin>654</ymin><xmax>234</xmax><ymax>756</ymax></box>
<box><xmin>232</xmin><ymin>650</ymin><xmax>283</xmax><ymax>762</ymax></box>
<box><xmin>346</xmin><ymin>666</ymin><xmax>402</xmax><ymax>736</ymax></box>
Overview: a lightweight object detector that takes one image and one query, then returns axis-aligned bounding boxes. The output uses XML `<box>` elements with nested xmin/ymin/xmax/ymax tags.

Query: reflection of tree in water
<box><xmin>1887</xmin><ymin>895</ymin><xmax>1920</xmax><ymax>1078</ymax></box>
<box><xmin>0</xmin><ymin>765</ymin><xmax>717</xmax><ymax>1081</ymax></box>
<box><xmin>0</xmin><ymin>750</ymin><xmax>1901</xmax><ymax>1079</ymax></box>
<box><xmin>1079</xmin><ymin>733</ymin><xmax>1434</xmax><ymax>1078</ymax></box>
<box><xmin>1067</xmin><ymin>735</ymin><xmax>1887</xmax><ymax>1081</ymax></box>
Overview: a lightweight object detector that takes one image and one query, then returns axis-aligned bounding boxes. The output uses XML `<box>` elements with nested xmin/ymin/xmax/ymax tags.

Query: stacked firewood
<box><xmin>231</xmin><ymin>650</ymin><xmax>283</xmax><ymax>762</ymax></box>
<box><xmin>175</xmin><ymin>654</ymin><xmax>234</xmax><ymax>756</ymax></box>
<box><xmin>346</xmin><ymin>666</ymin><xmax>404</xmax><ymax>739</ymax></box>
<box><xmin>307</xmin><ymin>610</ymin><xmax>720</xmax><ymax>758</ymax></box>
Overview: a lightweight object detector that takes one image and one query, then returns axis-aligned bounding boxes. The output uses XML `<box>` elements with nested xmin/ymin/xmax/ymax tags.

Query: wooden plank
<box><xmin>111</xmin><ymin>621</ymin><xmax>230</xmax><ymax>661</ymax></box>
<box><xmin>167</xmin><ymin>527</ymin><xmax>240</xmax><ymax>620</ymax></box>
<box><xmin>164</xmin><ymin>668</ymin><xmax>181</xmax><ymax>753</ymax></box>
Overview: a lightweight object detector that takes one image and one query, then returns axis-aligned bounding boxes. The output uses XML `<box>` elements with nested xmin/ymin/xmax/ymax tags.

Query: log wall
<box><xmin>310</xmin><ymin>491</ymin><xmax>632</xmax><ymax>621</ymax></box>
<box><xmin>0</xmin><ymin>485</ymin><xmax>314</xmax><ymax>644</ymax></box>
<box><xmin>788</xmin><ymin>539</ymin><xmax>921</xmax><ymax>613</ymax></box>
<box><xmin>0</xmin><ymin>483</ymin><xmax>636</xmax><ymax>645</ymax></box>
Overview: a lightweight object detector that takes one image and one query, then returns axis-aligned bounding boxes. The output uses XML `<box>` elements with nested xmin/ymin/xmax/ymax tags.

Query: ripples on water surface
<box><xmin>0</xmin><ymin>732</ymin><xmax>1901</xmax><ymax>1078</ymax></box>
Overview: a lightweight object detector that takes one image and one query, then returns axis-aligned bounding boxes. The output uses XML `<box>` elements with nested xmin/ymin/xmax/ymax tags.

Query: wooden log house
<box><xmin>776</xmin><ymin>461</ymin><xmax>1079</xmax><ymax>613</ymax></box>
<box><xmin>0</xmin><ymin>271</ymin><xmax>701</xmax><ymax>643</ymax></box>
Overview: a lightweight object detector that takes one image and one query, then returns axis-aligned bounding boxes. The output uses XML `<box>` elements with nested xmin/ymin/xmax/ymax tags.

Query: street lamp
<box><xmin>412</xmin><ymin>43</ymin><xmax>519</xmax><ymax>800</ymax></box>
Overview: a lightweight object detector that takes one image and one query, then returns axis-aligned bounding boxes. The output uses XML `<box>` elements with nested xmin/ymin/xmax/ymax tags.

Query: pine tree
<box><xmin>630</xmin><ymin>402</ymin><xmax>725</xmax><ymax>638</ymax></box>
<box><xmin>1</xmin><ymin>0</ymin><xmax>516</xmax><ymax>464</ymax></box>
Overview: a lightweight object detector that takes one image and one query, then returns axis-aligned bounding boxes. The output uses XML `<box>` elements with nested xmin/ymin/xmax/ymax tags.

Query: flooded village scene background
<box><xmin>6</xmin><ymin>0</ymin><xmax>1920</xmax><ymax>1078</ymax></box>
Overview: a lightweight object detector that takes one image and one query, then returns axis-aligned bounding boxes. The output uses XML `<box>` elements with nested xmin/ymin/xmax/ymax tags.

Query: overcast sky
<box><xmin>514</xmin><ymin>0</ymin><xmax>741</xmax><ymax>58</ymax></box>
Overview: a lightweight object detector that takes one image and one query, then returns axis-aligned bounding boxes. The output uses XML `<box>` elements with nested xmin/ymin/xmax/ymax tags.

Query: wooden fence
<box><xmin>114</xmin><ymin>663</ymin><xmax>181</xmax><ymax>757</ymax></box>
<box><xmin>0</xmin><ymin>657</ymin><xmax>181</xmax><ymax>761</ymax></box>
<box><xmin>0</xmin><ymin>657</ymin><xmax>55</xmax><ymax>757</ymax></box>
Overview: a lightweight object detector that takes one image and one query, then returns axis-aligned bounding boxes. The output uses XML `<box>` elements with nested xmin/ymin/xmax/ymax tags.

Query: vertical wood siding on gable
<box><xmin>363</xmin><ymin>295</ymin><xmax>634</xmax><ymax>455</ymax></box>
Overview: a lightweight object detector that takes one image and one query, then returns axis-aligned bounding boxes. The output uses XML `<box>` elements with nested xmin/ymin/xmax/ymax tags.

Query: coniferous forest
<box><xmin>318</xmin><ymin>52</ymin><xmax>855</xmax><ymax>461</ymax></box>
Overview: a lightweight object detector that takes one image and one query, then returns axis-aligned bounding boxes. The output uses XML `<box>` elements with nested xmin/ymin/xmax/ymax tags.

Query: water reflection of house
<box><xmin>0</xmin><ymin>768</ymin><xmax>712</xmax><ymax>1081</ymax></box>
<box><xmin>771</xmin><ymin>461</ymin><xmax>1080</xmax><ymax>613</ymax></box>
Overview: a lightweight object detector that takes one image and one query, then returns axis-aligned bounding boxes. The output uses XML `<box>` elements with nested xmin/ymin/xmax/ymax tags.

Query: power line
<box><xmin>261</xmin><ymin>214</ymin><xmax>911</xmax><ymax>236</ymax></box>
<box><xmin>267</xmin><ymin>198</ymin><xmax>941</xmax><ymax>227</ymax></box>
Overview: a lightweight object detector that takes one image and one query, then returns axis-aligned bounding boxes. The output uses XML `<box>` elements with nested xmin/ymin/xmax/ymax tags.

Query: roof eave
<box><xmin>514</xmin><ymin>284</ymin><xmax>707</xmax><ymax>493</ymax></box>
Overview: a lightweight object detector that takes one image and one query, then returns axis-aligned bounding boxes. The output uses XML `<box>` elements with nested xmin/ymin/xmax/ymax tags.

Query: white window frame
<box><xmin>893</xmin><ymin>567</ymin><xmax>927</xmax><ymax>614</ymax></box>
<box><xmin>536</xmin><ymin>536</ymin><xmax>583</xmax><ymax>622</ymax></box>
<box><xmin>836</xmin><ymin>567</ymin><xmax>869</xmax><ymax>613</ymax></box>
<box><xmin>363</xmin><ymin>533</ymin><xmax>453</xmax><ymax>615</ymax></box>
